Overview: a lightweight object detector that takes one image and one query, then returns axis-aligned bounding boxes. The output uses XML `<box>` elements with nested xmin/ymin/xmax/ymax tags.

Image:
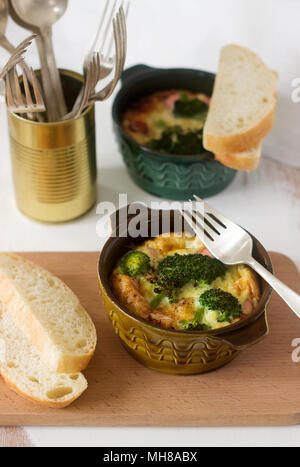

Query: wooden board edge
<box><xmin>1</xmin><ymin>412</ymin><xmax>300</xmax><ymax>428</ymax></box>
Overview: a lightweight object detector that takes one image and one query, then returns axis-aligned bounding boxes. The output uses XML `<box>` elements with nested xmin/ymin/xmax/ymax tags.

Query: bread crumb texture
<box><xmin>0</xmin><ymin>302</ymin><xmax>87</xmax><ymax>408</ymax></box>
<box><xmin>0</xmin><ymin>254</ymin><xmax>97</xmax><ymax>373</ymax></box>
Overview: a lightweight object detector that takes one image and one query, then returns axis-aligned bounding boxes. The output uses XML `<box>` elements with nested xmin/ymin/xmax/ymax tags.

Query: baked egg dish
<box><xmin>122</xmin><ymin>89</ymin><xmax>210</xmax><ymax>155</ymax></box>
<box><xmin>111</xmin><ymin>233</ymin><xmax>260</xmax><ymax>331</ymax></box>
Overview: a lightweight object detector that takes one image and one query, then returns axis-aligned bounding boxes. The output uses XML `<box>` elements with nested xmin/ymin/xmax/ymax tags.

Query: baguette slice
<box><xmin>204</xmin><ymin>45</ymin><xmax>278</xmax><ymax>155</ymax></box>
<box><xmin>0</xmin><ymin>254</ymin><xmax>97</xmax><ymax>374</ymax></box>
<box><xmin>215</xmin><ymin>144</ymin><xmax>262</xmax><ymax>171</ymax></box>
<box><xmin>0</xmin><ymin>303</ymin><xmax>87</xmax><ymax>408</ymax></box>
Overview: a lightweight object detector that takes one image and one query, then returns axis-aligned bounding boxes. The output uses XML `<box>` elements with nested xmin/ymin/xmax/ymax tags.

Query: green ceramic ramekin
<box><xmin>112</xmin><ymin>65</ymin><xmax>236</xmax><ymax>201</ymax></box>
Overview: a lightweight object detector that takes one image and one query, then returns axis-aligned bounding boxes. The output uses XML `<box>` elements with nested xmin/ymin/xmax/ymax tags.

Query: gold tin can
<box><xmin>7</xmin><ymin>69</ymin><xmax>97</xmax><ymax>223</ymax></box>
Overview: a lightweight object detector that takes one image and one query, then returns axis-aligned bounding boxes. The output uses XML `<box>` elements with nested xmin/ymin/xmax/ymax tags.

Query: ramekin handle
<box><xmin>223</xmin><ymin>312</ymin><xmax>269</xmax><ymax>351</ymax></box>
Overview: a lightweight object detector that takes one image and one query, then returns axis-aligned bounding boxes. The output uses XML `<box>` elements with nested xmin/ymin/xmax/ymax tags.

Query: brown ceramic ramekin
<box><xmin>98</xmin><ymin>206</ymin><xmax>273</xmax><ymax>375</ymax></box>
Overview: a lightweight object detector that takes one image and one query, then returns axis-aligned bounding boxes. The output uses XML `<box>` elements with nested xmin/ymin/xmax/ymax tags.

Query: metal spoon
<box><xmin>0</xmin><ymin>0</ymin><xmax>19</xmax><ymax>57</ymax></box>
<box><xmin>10</xmin><ymin>0</ymin><xmax>68</xmax><ymax>121</ymax></box>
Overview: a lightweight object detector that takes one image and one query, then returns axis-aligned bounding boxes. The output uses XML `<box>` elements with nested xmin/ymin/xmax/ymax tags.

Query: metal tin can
<box><xmin>7</xmin><ymin>69</ymin><xmax>97</xmax><ymax>223</ymax></box>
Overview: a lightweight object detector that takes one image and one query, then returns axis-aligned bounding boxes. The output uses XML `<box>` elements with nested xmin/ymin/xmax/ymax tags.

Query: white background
<box><xmin>0</xmin><ymin>0</ymin><xmax>300</xmax><ymax>447</ymax></box>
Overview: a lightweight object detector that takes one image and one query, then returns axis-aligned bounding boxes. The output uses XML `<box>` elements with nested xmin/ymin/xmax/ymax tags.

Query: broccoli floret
<box><xmin>178</xmin><ymin>308</ymin><xmax>212</xmax><ymax>331</ymax></box>
<box><xmin>147</xmin><ymin>126</ymin><xmax>205</xmax><ymax>156</ymax></box>
<box><xmin>179</xmin><ymin>321</ymin><xmax>212</xmax><ymax>332</ymax></box>
<box><xmin>119</xmin><ymin>251</ymin><xmax>150</xmax><ymax>277</ymax></box>
<box><xmin>173</xmin><ymin>97</ymin><xmax>208</xmax><ymax>119</ymax></box>
<box><xmin>199</xmin><ymin>289</ymin><xmax>242</xmax><ymax>323</ymax></box>
<box><xmin>155</xmin><ymin>254</ymin><xmax>227</xmax><ymax>302</ymax></box>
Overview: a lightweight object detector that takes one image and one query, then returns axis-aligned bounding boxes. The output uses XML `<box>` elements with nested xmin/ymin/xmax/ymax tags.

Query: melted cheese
<box><xmin>122</xmin><ymin>90</ymin><xmax>209</xmax><ymax>146</ymax></box>
<box><xmin>112</xmin><ymin>233</ymin><xmax>261</xmax><ymax>331</ymax></box>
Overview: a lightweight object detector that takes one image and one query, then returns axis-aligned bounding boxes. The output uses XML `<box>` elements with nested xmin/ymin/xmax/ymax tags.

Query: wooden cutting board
<box><xmin>0</xmin><ymin>251</ymin><xmax>299</xmax><ymax>427</ymax></box>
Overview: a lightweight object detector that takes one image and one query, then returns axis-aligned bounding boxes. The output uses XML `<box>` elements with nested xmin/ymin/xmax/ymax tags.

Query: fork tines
<box><xmin>193</xmin><ymin>195</ymin><xmax>231</xmax><ymax>230</ymax></box>
<box><xmin>0</xmin><ymin>34</ymin><xmax>37</xmax><ymax>81</ymax></box>
<box><xmin>105</xmin><ymin>1</ymin><xmax>130</xmax><ymax>60</ymax></box>
<box><xmin>91</xmin><ymin>4</ymin><xmax>127</xmax><ymax>102</ymax></box>
<box><xmin>6</xmin><ymin>66</ymin><xmax>45</xmax><ymax>114</ymax></box>
<box><xmin>89</xmin><ymin>0</ymin><xmax>129</xmax><ymax>64</ymax></box>
<box><xmin>180</xmin><ymin>196</ymin><xmax>229</xmax><ymax>244</ymax></box>
<box><xmin>0</xmin><ymin>55</ymin><xmax>23</xmax><ymax>81</ymax></box>
<box><xmin>180</xmin><ymin>204</ymin><xmax>213</xmax><ymax>242</ymax></box>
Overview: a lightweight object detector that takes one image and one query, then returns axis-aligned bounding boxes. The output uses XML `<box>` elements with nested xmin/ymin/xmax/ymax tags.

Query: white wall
<box><xmin>4</xmin><ymin>0</ymin><xmax>300</xmax><ymax>167</ymax></box>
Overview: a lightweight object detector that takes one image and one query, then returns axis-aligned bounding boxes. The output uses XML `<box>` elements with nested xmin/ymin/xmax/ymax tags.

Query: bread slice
<box><xmin>215</xmin><ymin>144</ymin><xmax>262</xmax><ymax>171</ymax></box>
<box><xmin>0</xmin><ymin>254</ymin><xmax>97</xmax><ymax>374</ymax></box>
<box><xmin>0</xmin><ymin>302</ymin><xmax>87</xmax><ymax>408</ymax></box>
<box><xmin>204</xmin><ymin>45</ymin><xmax>278</xmax><ymax>155</ymax></box>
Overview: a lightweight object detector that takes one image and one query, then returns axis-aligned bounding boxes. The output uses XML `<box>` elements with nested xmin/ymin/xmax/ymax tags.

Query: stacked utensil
<box><xmin>0</xmin><ymin>33</ymin><xmax>45</xmax><ymax>115</ymax></box>
<box><xmin>0</xmin><ymin>0</ymin><xmax>128</xmax><ymax>122</ymax></box>
<box><xmin>64</xmin><ymin>2</ymin><xmax>128</xmax><ymax>121</ymax></box>
<box><xmin>0</xmin><ymin>33</ymin><xmax>34</xmax><ymax>80</ymax></box>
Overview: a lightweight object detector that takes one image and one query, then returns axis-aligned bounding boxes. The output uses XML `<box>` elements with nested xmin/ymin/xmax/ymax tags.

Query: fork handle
<box><xmin>66</xmin><ymin>86</ymin><xmax>84</xmax><ymax>120</ymax></box>
<box><xmin>248</xmin><ymin>258</ymin><xmax>300</xmax><ymax>319</ymax></box>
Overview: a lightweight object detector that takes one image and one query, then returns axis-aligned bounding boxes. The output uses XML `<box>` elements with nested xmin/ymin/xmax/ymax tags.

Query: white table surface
<box><xmin>0</xmin><ymin>0</ymin><xmax>300</xmax><ymax>448</ymax></box>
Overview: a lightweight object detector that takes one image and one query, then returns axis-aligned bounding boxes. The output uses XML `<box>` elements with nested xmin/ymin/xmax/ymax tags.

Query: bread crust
<box><xmin>215</xmin><ymin>145</ymin><xmax>262</xmax><ymax>171</ymax></box>
<box><xmin>0</xmin><ymin>254</ymin><xmax>97</xmax><ymax>374</ymax></box>
<box><xmin>55</xmin><ymin>347</ymin><xmax>96</xmax><ymax>374</ymax></box>
<box><xmin>205</xmin><ymin>105</ymin><xmax>276</xmax><ymax>155</ymax></box>
<box><xmin>203</xmin><ymin>44</ymin><xmax>278</xmax><ymax>157</ymax></box>
<box><xmin>0</xmin><ymin>370</ymin><xmax>87</xmax><ymax>408</ymax></box>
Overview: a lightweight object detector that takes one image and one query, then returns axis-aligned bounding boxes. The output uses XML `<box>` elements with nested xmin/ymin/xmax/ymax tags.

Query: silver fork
<box><xmin>85</xmin><ymin>0</ymin><xmax>129</xmax><ymax>81</ymax></box>
<box><xmin>0</xmin><ymin>53</ymin><xmax>23</xmax><ymax>80</ymax></box>
<box><xmin>91</xmin><ymin>6</ymin><xmax>127</xmax><ymax>102</ymax></box>
<box><xmin>73</xmin><ymin>54</ymin><xmax>99</xmax><ymax>119</ymax></box>
<box><xmin>0</xmin><ymin>33</ymin><xmax>36</xmax><ymax>80</ymax></box>
<box><xmin>6</xmin><ymin>65</ymin><xmax>45</xmax><ymax>113</ymax></box>
<box><xmin>65</xmin><ymin>6</ymin><xmax>127</xmax><ymax>120</ymax></box>
<box><xmin>180</xmin><ymin>195</ymin><xmax>300</xmax><ymax>318</ymax></box>
<box><xmin>0</xmin><ymin>1</ymin><xmax>37</xmax><ymax>87</ymax></box>
<box><xmin>66</xmin><ymin>1</ymin><xmax>127</xmax><ymax>120</ymax></box>
<box><xmin>0</xmin><ymin>33</ymin><xmax>44</xmax><ymax>120</ymax></box>
<box><xmin>62</xmin><ymin>53</ymin><xmax>99</xmax><ymax>121</ymax></box>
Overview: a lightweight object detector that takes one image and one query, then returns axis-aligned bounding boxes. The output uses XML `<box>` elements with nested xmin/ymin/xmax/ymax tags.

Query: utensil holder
<box><xmin>7</xmin><ymin>69</ymin><xmax>97</xmax><ymax>223</ymax></box>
